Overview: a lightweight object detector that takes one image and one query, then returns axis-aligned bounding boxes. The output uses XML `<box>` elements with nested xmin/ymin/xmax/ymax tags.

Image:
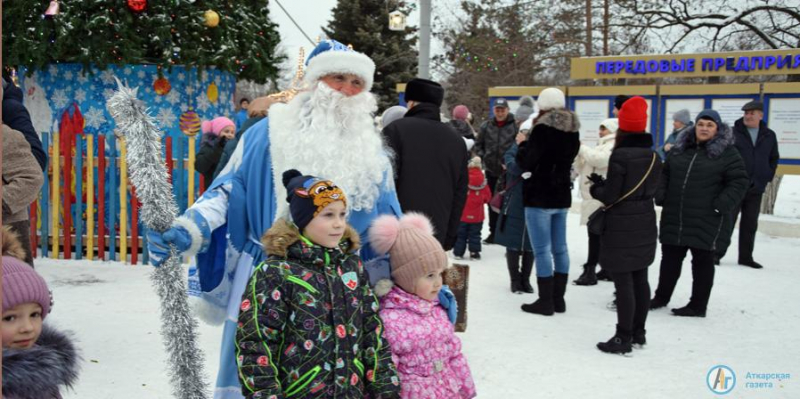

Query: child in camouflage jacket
<box><xmin>236</xmin><ymin>170</ymin><xmax>400</xmax><ymax>398</ymax></box>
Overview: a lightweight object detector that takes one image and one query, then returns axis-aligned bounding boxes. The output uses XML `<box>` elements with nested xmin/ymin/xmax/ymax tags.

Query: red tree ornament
<box><xmin>153</xmin><ymin>77</ymin><xmax>171</xmax><ymax>95</ymax></box>
<box><xmin>127</xmin><ymin>0</ymin><xmax>146</xmax><ymax>13</ymax></box>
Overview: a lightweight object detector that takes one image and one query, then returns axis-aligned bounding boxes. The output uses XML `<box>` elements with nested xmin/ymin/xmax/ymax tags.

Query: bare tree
<box><xmin>617</xmin><ymin>0</ymin><xmax>800</xmax><ymax>52</ymax></box>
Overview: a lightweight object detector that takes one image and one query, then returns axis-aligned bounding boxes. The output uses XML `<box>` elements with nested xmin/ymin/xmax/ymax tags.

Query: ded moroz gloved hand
<box><xmin>146</xmin><ymin>209</ymin><xmax>211</xmax><ymax>267</ymax></box>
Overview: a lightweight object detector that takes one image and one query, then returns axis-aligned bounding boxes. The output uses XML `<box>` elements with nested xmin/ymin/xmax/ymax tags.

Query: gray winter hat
<box><xmin>672</xmin><ymin>109</ymin><xmax>692</xmax><ymax>126</ymax></box>
<box><xmin>515</xmin><ymin>96</ymin><xmax>535</xmax><ymax>122</ymax></box>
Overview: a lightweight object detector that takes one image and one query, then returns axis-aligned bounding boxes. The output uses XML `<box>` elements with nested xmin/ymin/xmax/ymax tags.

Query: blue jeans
<box><xmin>454</xmin><ymin>222</ymin><xmax>482</xmax><ymax>256</ymax></box>
<box><xmin>524</xmin><ymin>207</ymin><xmax>570</xmax><ymax>277</ymax></box>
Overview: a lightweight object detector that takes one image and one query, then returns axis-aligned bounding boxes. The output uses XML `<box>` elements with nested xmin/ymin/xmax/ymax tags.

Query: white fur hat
<box><xmin>537</xmin><ymin>87</ymin><xmax>566</xmax><ymax>111</ymax></box>
<box><xmin>304</xmin><ymin>40</ymin><xmax>375</xmax><ymax>92</ymax></box>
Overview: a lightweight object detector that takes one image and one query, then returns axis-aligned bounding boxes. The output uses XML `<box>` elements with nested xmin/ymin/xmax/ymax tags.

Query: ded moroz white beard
<box><xmin>269</xmin><ymin>81</ymin><xmax>392</xmax><ymax>219</ymax></box>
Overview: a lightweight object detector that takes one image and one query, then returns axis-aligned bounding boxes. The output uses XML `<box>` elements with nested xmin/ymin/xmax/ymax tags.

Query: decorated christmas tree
<box><xmin>323</xmin><ymin>0</ymin><xmax>417</xmax><ymax>109</ymax></box>
<box><xmin>2</xmin><ymin>0</ymin><xmax>284</xmax><ymax>83</ymax></box>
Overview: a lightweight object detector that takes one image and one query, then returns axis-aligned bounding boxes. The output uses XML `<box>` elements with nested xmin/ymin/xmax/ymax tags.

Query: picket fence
<box><xmin>31</xmin><ymin>132</ymin><xmax>208</xmax><ymax>265</ymax></box>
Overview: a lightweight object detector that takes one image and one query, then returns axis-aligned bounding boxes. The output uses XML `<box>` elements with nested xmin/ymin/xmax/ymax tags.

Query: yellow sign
<box><xmin>571</xmin><ymin>49</ymin><xmax>800</xmax><ymax>80</ymax></box>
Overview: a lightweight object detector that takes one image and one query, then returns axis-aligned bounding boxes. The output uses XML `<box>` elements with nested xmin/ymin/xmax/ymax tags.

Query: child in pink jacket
<box><xmin>369</xmin><ymin>213</ymin><xmax>476</xmax><ymax>399</ymax></box>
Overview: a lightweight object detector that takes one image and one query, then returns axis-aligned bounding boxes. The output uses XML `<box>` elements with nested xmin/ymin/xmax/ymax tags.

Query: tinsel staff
<box><xmin>107</xmin><ymin>78</ymin><xmax>209</xmax><ymax>399</ymax></box>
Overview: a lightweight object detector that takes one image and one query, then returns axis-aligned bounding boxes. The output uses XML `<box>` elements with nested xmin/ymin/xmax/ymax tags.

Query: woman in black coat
<box><xmin>589</xmin><ymin>97</ymin><xmax>662</xmax><ymax>354</ymax></box>
<box><xmin>651</xmin><ymin>109</ymin><xmax>749</xmax><ymax>318</ymax></box>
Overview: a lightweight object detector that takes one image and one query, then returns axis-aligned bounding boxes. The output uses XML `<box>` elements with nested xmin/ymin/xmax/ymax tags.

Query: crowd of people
<box><xmin>1</xmin><ymin>37</ymin><xmax>783</xmax><ymax>398</ymax></box>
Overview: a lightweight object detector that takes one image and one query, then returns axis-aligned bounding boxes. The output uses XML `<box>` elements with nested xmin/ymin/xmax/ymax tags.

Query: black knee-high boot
<box><xmin>521</xmin><ymin>277</ymin><xmax>554</xmax><ymax>316</ymax></box>
<box><xmin>553</xmin><ymin>272</ymin><xmax>568</xmax><ymax>313</ymax></box>
<box><xmin>520</xmin><ymin>251</ymin><xmax>534</xmax><ymax>293</ymax></box>
<box><xmin>506</xmin><ymin>250</ymin><xmax>522</xmax><ymax>293</ymax></box>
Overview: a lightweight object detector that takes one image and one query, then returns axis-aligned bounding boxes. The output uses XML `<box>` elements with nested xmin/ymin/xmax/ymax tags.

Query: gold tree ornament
<box><xmin>204</xmin><ymin>10</ymin><xmax>220</xmax><ymax>27</ymax></box>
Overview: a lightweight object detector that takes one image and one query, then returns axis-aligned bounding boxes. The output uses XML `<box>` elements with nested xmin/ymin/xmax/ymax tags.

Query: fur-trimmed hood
<box><xmin>261</xmin><ymin>218</ymin><xmax>360</xmax><ymax>257</ymax></box>
<box><xmin>672</xmin><ymin>121</ymin><xmax>734</xmax><ymax>159</ymax></box>
<box><xmin>2</xmin><ymin>325</ymin><xmax>81</xmax><ymax>399</ymax></box>
<box><xmin>535</xmin><ymin>109</ymin><xmax>581</xmax><ymax>133</ymax></box>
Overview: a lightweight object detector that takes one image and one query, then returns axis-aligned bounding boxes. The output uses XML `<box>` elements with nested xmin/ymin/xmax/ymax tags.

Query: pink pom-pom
<box><xmin>369</xmin><ymin>215</ymin><xmax>401</xmax><ymax>255</ymax></box>
<box><xmin>201</xmin><ymin>120</ymin><xmax>214</xmax><ymax>135</ymax></box>
<box><xmin>399</xmin><ymin>212</ymin><xmax>435</xmax><ymax>236</ymax></box>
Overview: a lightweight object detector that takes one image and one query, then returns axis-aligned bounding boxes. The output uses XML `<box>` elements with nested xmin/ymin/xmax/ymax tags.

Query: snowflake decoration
<box><xmin>124</xmin><ymin>67</ymin><xmax>133</xmax><ymax>76</ymax></box>
<box><xmin>64</xmin><ymin>70</ymin><xmax>74</xmax><ymax>81</ymax></box>
<box><xmin>51</xmin><ymin>89</ymin><xmax>70</xmax><ymax>110</ymax></box>
<box><xmin>156</xmin><ymin>108</ymin><xmax>178</xmax><ymax>129</ymax></box>
<box><xmin>48</xmin><ymin>65</ymin><xmax>59</xmax><ymax>77</ymax></box>
<box><xmin>84</xmin><ymin>107</ymin><xmax>107</xmax><ymax>129</ymax></box>
<box><xmin>154</xmin><ymin>95</ymin><xmax>163</xmax><ymax>103</ymax></box>
<box><xmin>74</xmin><ymin>88</ymin><xmax>87</xmax><ymax>103</ymax></box>
<box><xmin>214</xmin><ymin>76</ymin><xmax>222</xmax><ymax>86</ymax></box>
<box><xmin>185</xmin><ymin>85</ymin><xmax>195</xmax><ymax>96</ymax></box>
<box><xmin>100</xmin><ymin>70</ymin><xmax>116</xmax><ymax>86</ymax></box>
<box><xmin>89</xmin><ymin>84</ymin><xmax>97</xmax><ymax>92</ymax></box>
<box><xmin>196</xmin><ymin>94</ymin><xmax>211</xmax><ymax>112</ymax></box>
<box><xmin>177</xmin><ymin>72</ymin><xmax>186</xmax><ymax>81</ymax></box>
<box><xmin>138</xmin><ymin>70</ymin><xmax>146</xmax><ymax>79</ymax></box>
<box><xmin>165</xmin><ymin>90</ymin><xmax>181</xmax><ymax>105</ymax></box>
<box><xmin>180</xmin><ymin>103</ymin><xmax>189</xmax><ymax>113</ymax></box>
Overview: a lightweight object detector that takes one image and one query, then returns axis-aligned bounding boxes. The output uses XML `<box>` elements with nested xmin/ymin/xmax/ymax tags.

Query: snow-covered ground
<box><xmin>38</xmin><ymin>210</ymin><xmax>799</xmax><ymax>399</ymax></box>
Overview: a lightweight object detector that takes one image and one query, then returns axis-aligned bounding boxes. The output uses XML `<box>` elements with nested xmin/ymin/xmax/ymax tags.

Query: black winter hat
<box><xmin>282</xmin><ymin>169</ymin><xmax>347</xmax><ymax>231</ymax></box>
<box><xmin>405</xmin><ymin>78</ymin><xmax>445</xmax><ymax>107</ymax></box>
<box><xmin>614</xmin><ymin>95</ymin><xmax>631</xmax><ymax>110</ymax></box>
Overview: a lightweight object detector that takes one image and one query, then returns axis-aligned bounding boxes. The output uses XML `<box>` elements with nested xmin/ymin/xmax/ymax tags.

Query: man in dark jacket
<box><xmin>2</xmin><ymin>77</ymin><xmax>47</xmax><ymax>171</ymax></box>
<box><xmin>717</xmin><ymin>101</ymin><xmax>779</xmax><ymax>269</ymax></box>
<box><xmin>475</xmin><ymin>98</ymin><xmax>517</xmax><ymax>243</ymax></box>
<box><xmin>383</xmin><ymin>78</ymin><xmax>469</xmax><ymax>251</ymax></box>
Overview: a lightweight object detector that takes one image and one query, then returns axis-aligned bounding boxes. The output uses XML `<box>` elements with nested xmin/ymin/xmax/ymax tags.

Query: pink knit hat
<box><xmin>2</xmin><ymin>256</ymin><xmax>52</xmax><ymax>319</ymax></box>
<box><xmin>369</xmin><ymin>213</ymin><xmax>448</xmax><ymax>293</ymax></box>
<box><xmin>201</xmin><ymin>116</ymin><xmax>235</xmax><ymax>136</ymax></box>
<box><xmin>452</xmin><ymin>105</ymin><xmax>470</xmax><ymax>121</ymax></box>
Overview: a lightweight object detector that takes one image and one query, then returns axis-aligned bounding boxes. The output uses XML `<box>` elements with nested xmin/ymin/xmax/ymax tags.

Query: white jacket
<box><xmin>575</xmin><ymin>132</ymin><xmax>616</xmax><ymax>225</ymax></box>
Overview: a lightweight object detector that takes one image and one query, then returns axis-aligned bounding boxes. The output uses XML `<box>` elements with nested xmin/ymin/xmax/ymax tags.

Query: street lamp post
<box><xmin>418</xmin><ymin>0</ymin><xmax>431</xmax><ymax>79</ymax></box>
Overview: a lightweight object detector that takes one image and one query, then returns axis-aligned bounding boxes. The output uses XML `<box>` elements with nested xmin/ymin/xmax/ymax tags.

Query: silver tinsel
<box><xmin>107</xmin><ymin>78</ymin><xmax>209</xmax><ymax>399</ymax></box>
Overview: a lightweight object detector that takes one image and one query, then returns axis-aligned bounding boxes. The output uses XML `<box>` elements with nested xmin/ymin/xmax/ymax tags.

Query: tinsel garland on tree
<box><xmin>107</xmin><ymin>79</ymin><xmax>209</xmax><ymax>399</ymax></box>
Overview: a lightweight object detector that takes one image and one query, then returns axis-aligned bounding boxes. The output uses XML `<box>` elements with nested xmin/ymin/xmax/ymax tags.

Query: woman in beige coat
<box><xmin>3</xmin><ymin>124</ymin><xmax>44</xmax><ymax>266</ymax></box>
<box><xmin>573</xmin><ymin>118</ymin><xmax>617</xmax><ymax>285</ymax></box>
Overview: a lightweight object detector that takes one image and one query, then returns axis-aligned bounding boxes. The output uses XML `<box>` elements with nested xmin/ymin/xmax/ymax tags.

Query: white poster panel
<box><xmin>663</xmin><ymin>98</ymin><xmax>705</xmax><ymax>138</ymax></box>
<box><xmin>574</xmin><ymin>99</ymin><xmax>610</xmax><ymax>147</ymax></box>
<box><xmin>711</xmin><ymin>98</ymin><xmax>754</xmax><ymax>127</ymax></box>
<box><xmin>768</xmin><ymin>98</ymin><xmax>800</xmax><ymax>159</ymax></box>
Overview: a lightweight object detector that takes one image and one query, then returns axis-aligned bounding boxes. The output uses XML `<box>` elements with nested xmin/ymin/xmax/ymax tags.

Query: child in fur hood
<box><xmin>369</xmin><ymin>213</ymin><xmax>476</xmax><ymax>399</ymax></box>
<box><xmin>2</xmin><ymin>227</ymin><xmax>80</xmax><ymax>399</ymax></box>
<box><xmin>235</xmin><ymin>169</ymin><xmax>400</xmax><ymax>398</ymax></box>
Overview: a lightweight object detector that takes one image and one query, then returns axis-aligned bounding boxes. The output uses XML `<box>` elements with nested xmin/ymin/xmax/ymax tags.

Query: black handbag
<box><xmin>587</xmin><ymin>153</ymin><xmax>657</xmax><ymax>235</ymax></box>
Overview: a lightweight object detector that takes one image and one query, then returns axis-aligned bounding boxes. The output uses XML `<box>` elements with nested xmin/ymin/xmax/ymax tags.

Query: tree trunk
<box><xmin>760</xmin><ymin>175</ymin><xmax>782</xmax><ymax>215</ymax></box>
<box><xmin>586</xmin><ymin>0</ymin><xmax>593</xmax><ymax>56</ymax></box>
<box><xmin>603</xmin><ymin>0</ymin><xmax>609</xmax><ymax>55</ymax></box>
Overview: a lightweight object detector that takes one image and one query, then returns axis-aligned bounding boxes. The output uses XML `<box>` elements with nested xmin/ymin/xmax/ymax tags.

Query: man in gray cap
<box><xmin>717</xmin><ymin>100</ymin><xmax>779</xmax><ymax>268</ymax></box>
<box><xmin>476</xmin><ymin>97</ymin><xmax>517</xmax><ymax>244</ymax></box>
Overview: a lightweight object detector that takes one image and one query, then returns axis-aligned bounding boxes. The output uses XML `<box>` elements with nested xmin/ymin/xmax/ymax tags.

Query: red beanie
<box><xmin>618</xmin><ymin>96</ymin><xmax>648</xmax><ymax>132</ymax></box>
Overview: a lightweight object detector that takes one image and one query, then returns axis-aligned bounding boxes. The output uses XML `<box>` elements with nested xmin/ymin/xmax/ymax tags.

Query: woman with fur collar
<box><xmin>651</xmin><ymin>109</ymin><xmax>749</xmax><ymax>318</ymax></box>
<box><xmin>515</xmin><ymin>88</ymin><xmax>581</xmax><ymax>316</ymax></box>
<box><xmin>2</xmin><ymin>227</ymin><xmax>81</xmax><ymax>399</ymax></box>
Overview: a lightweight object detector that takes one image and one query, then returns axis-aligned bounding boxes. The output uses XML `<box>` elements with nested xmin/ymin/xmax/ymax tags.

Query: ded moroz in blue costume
<box><xmin>148</xmin><ymin>40</ymin><xmax>401</xmax><ymax>398</ymax></box>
